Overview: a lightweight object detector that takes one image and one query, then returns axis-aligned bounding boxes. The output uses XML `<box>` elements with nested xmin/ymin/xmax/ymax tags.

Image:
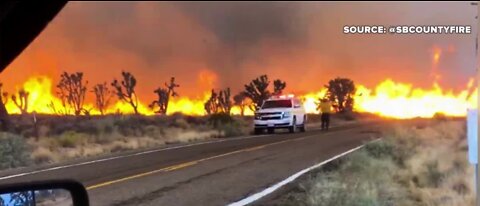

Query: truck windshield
<box><xmin>262</xmin><ymin>100</ymin><xmax>292</xmax><ymax>109</ymax></box>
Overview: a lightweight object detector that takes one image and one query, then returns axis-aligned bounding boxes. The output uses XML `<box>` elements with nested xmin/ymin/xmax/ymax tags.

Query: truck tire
<box><xmin>299</xmin><ymin>116</ymin><xmax>306</xmax><ymax>132</ymax></box>
<box><xmin>267</xmin><ymin>128</ymin><xmax>275</xmax><ymax>134</ymax></box>
<box><xmin>289</xmin><ymin>117</ymin><xmax>296</xmax><ymax>133</ymax></box>
<box><xmin>254</xmin><ymin>128</ymin><xmax>263</xmax><ymax>135</ymax></box>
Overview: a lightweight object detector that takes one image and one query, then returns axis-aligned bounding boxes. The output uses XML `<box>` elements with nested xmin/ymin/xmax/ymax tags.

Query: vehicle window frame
<box><xmin>261</xmin><ymin>99</ymin><xmax>293</xmax><ymax>109</ymax></box>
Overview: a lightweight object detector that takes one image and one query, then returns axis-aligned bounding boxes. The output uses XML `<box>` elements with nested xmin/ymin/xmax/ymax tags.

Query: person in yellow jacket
<box><xmin>318</xmin><ymin>98</ymin><xmax>332</xmax><ymax>131</ymax></box>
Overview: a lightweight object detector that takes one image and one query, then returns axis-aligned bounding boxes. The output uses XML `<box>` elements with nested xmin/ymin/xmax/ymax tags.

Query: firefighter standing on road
<box><xmin>318</xmin><ymin>98</ymin><xmax>332</xmax><ymax>131</ymax></box>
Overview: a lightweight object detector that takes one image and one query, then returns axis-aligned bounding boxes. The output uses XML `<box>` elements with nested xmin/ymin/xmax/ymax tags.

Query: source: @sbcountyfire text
<box><xmin>343</xmin><ymin>25</ymin><xmax>471</xmax><ymax>34</ymax></box>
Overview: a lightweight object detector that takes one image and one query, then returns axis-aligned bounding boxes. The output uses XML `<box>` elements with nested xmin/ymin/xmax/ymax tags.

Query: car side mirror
<box><xmin>0</xmin><ymin>179</ymin><xmax>89</xmax><ymax>206</ymax></box>
<box><xmin>294</xmin><ymin>104</ymin><xmax>301</xmax><ymax>108</ymax></box>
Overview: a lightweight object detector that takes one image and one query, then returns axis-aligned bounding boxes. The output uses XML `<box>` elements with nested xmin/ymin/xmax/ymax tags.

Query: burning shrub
<box><xmin>0</xmin><ymin>132</ymin><xmax>32</xmax><ymax>169</ymax></box>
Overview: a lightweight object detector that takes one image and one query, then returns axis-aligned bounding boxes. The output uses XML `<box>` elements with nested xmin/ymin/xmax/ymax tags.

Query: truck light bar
<box><xmin>272</xmin><ymin>94</ymin><xmax>295</xmax><ymax>99</ymax></box>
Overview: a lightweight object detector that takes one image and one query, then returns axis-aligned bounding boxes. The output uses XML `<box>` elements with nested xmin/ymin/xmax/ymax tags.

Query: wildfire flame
<box><xmin>301</xmin><ymin>79</ymin><xmax>477</xmax><ymax>119</ymax></box>
<box><xmin>4</xmin><ymin>75</ymin><xmax>476</xmax><ymax>119</ymax></box>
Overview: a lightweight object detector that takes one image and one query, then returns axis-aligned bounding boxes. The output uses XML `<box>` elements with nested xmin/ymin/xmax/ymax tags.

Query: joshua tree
<box><xmin>164</xmin><ymin>77</ymin><xmax>180</xmax><ymax>113</ymax></box>
<box><xmin>11</xmin><ymin>88</ymin><xmax>29</xmax><ymax>114</ymax></box>
<box><xmin>56</xmin><ymin>72</ymin><xmax>88</xmax><ymax>116</ymax></box>
<box><xmin>204</xmin><ymin>88</ymin><xmax>232</xmax><ymax>115</ymax></box>
<box><xmin>218</xmin><ymin>88</ymin><xmax>232</xmax><ymax>114</ymax></box>
<box><xmin>243</xmin><ymin>75</ymin><xmax>287</xmax><ymax>111</ymax></box>
<box><xmin>150</xmin><ymin>88</ymin><xmax>168</xmax><ymax>114</ymax></box>
<box><xmin>325</xmin><ymin>77</ymin><xmax>356</xmax><ymax>113</ymax></box>
<box><xmin>150</xmin><ymin>77</ymin><xmax>180</xmax><ymax>115</ymax></box>
<box><xmin>273</xmin><ymin>79</ymin><xmax>286</xmax><ymax>95</ymax></box>
<box><xmin>243</xmin><ymin>75</ymin><xmax>271</xmax><ymax>111</ymax></box>
<box><xmin>111</xmin><ymin>71</ymin><xmax>139</xmax><ymax>114</ymax></box>
<box><xmin>0</xmin><ymin>83</ymin><xmax>8</xmax><ymax>105</ymax></box>
<box><xmin>92</xmin><ymin>82</ymin><xmax>114</xmax><ymax>115</ymax></box>
<box><xmin>204</xmin><ymin>89</ymin><xmax>219</xmax><ymax>115</ymax></box>
<box><xmin>0</xmin><ymin>83</ymin><xmax>10</xmax><ymax>131</ymax></box>
<box><xmin>233</xmin><ymin>92</ymin><xmax>248</xmax><ymax>116</ymax></box>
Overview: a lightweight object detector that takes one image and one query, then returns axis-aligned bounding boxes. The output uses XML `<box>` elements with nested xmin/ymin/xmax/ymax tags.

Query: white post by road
<box><xmin>467</xmin><ymin>110</ymin><xmax>478</xmax><ymax>206</ymax></box>
<box><xmin>467</xmin><ymin>109</ymin><xmax>478</xmax><ymax>184</ymax></box>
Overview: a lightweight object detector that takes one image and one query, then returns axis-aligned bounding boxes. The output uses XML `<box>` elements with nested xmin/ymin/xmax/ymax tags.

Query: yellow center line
<box><xmin>86</xmin><ymin>134</ymin><xmax>317</xmax><ymax>190</ymax></box>
<box><xmin>163</xmin><ymin>161</ymin><xmax>198</xmax><ymax>172</ymax></box>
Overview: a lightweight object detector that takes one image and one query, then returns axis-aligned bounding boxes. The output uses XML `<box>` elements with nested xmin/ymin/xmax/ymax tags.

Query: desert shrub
<box><xmin>19</xmin><ymin>127</ymin><xmax>36</xmax><ymax>138</ymax></box>
<box><xmin>76</xmin><ymin>123</ymin><xmax>99</xmax><ymax>136</ymax></box>
<box><xmin>144</xmin><ymin>125</ymin><xmax>163</xmax><ymax>138</ymax></box>
<box><xmin>171</xmin><ymin>118</ymin><xmax>190</xmax><ymax>129</ymax></box>
<box><xmin>113</xmin><ymin>115</ymin><xmax>157</xmax><ymax>137</ymax></box>
<box><xmin>419</xmin><ymin>160</ymin><xmax>444</xmax><ymax>188</ymax></box>
<box><xmin>91</xmin><ymin>133</ymin><xmax>117</xmax><ymax>144</ymax></box>
<box><xmin>208</xmin><ymin>113</ymin><xmax>234</xmax><ymax>128</ymax></box>
<box><xmin>364</xmin><ymin>136</ymin><xmax>414</xmax><ymax>167</ymax></box>
<box><xmin>89</xmin><ymin>117</ymin><xmax>116</xmax><ymax>136</ymax></box>
<box><xmin>0</xmin><ymin>133</ymin><xmax>32</xmax><ymax>169</ymax></box>
<box><xmin>383</xmin><ymin>129</ymin><xmax>419</xmax><ymax>167</ymax></box>
<box><xmin>31</xmin><ymin>147</ymin><xmax>56</xmax><ymax>164</ymax></box>
<box><xmin>48</xmin><ymin>122</ymin><xmax>76</xmax><ymax>136</ymax></box>
<box><xmin>110</xmin><ymin>142</ymin><xmax>128</xmax><ymax>153</ymax></box>
<box><xmin>451</xmin><ymin>180</ymin><xmax>470</xmax><ymax>195</ymax></box>
<box><xmin>57</xmin><ymin>131</ymin><xmax>87</xmax><ymax>148</ymax></box>
<box><xmin>37</xmin><ymin>125</ymin><xmax>50</xmax><ymax>137</ymax></box>
<box><xmin>364</xmin><ymin>139</ymin><xmax>395</xmax><ymax>159</ymax></box>
<box><xmin>217</xmin><ymin>122</ymin><xmax>245</xmax><ymax>137</ymax></box>
<box><xmin>206</xmin><ymin>113</ymin><xmax>247</xmax><ymax>137</ymax></box>
<box><xmin>305</xmin><ymin>150</ymin><xmax>403</xmax><ymax>206</ymax></box>
<box><xmin>184</xmin><ymin>115</ymin><xmax>207</xmax><ymax>125</ymax></box>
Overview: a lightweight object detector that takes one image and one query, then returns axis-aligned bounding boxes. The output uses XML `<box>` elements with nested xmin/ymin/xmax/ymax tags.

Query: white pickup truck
<box><xmin>253</xmin><ymin>95</ymin><xmax>307</xmax><ymax>134</ymax></box>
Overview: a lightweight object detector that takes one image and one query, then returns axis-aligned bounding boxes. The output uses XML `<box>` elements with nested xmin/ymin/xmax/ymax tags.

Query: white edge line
<box><xmin>227</xmin><ymin>140</ymin><xmax>377</xmax><ymax>206</ymax></box>
<box><xmin>0</xmin><ymin>133</ymin><xmax>272</xmax><ymax>181</ymax></box>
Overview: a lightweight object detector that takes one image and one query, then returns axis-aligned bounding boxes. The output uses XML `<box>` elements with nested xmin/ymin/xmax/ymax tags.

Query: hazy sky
<box><xmin>2</xmin><ymin>1</ymin><xmax>476</xmax><ymax>101</ymax></box>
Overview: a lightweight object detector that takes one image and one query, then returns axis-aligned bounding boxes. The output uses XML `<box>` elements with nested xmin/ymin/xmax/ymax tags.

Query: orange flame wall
<box><xmin>5</xmin><ymin>75</ymin><xmax>477</xmax><ymax>119</ymax></box>
<box><xmin>302</xmin><ymin>78</ymin><xmax>477</xmax><ymax>118</ymax></box>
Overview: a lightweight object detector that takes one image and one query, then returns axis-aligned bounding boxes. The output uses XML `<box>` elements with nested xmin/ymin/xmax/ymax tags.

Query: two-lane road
<box><xmin>0</xmin><ymin>122</ymin><xmax>382</xmax><ymax>206</ymax></box>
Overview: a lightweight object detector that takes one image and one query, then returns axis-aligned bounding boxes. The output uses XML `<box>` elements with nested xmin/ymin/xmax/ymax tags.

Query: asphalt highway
<box><xmin>0</xmin><ymin>122</ymin><xmax>382</xmax><ymax>206</ymax></box>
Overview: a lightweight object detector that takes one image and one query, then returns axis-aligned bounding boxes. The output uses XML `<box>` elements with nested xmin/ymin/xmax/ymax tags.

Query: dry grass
<box><xmin>24</xmin><ymin>127</ymin><xmax>225</xmax><ymax>163</ymax></box>
<box><xmin>31</xmin><ymin>147</ymin><xmax>58</xmax><ymax>164</ymax></box>
<box><xmin>276</xmin><ymin>120</ymin><xmax>474</xmax><ymax>206</ymax></box>
<box><xmin>0</xmin><ymin>114</ymin><xmax>248</xmax><ymax>167</ymax></box>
